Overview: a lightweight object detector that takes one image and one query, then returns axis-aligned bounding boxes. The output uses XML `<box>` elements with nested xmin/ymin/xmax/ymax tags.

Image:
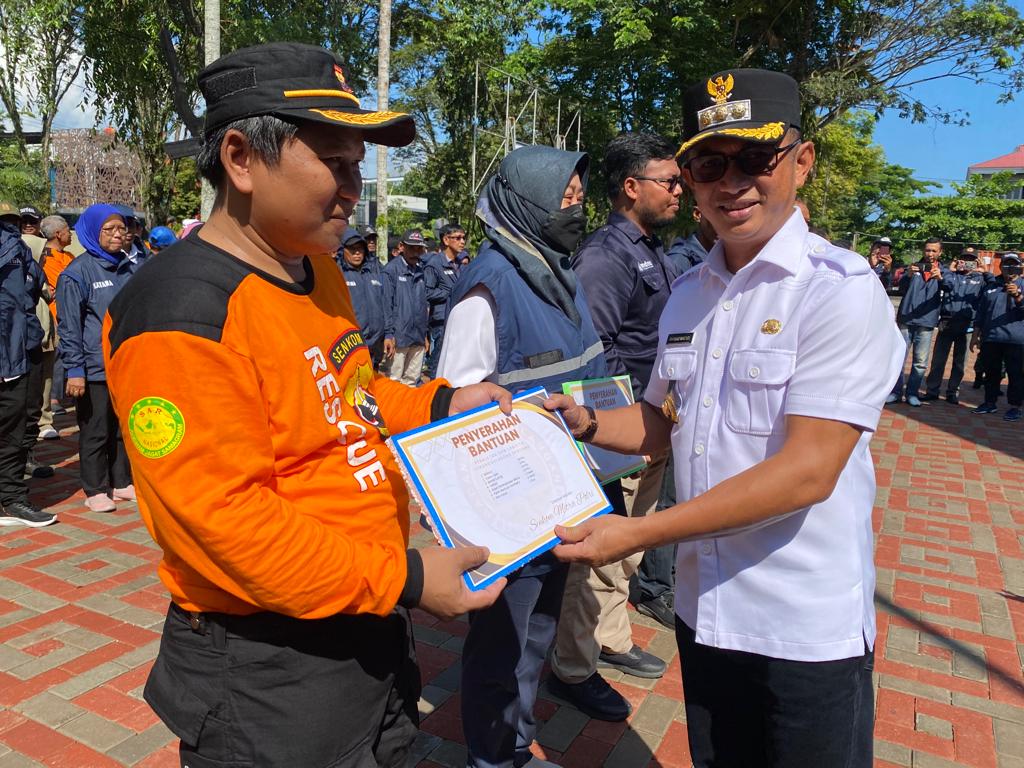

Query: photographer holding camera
<box><xmin>887</xmin><ymin>238</ymin><xmax>944</xmax><ymax>407</ymax></box>
<box><xmin>922</xmin><ymin>251</ymin><xmax>987</xmax><ymax>404</ymax></box>
<box><xmin>972</xmin><ymin>253</ymin><xmax>1024</xmax><ymax>420</ymax></box>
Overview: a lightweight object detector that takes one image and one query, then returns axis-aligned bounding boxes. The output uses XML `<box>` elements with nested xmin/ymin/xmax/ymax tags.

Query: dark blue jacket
<box><xmin>383</xmin><ymin>255</ymin><xmax>429</xmax><ymax>348</ymax></box>
<box><xmin>0</xmin><ymin>224</ymin><xmax>35</xmax><ymax>378</ymax></box>
<box><xmin>56</xmin><ymin>251</ymin><xmax>136</xmax><ymax>381</ymax></box>
<box><xmin>423</xmin><ymin>251</ymin><xmax>462</xmax><ymax>326</ymax></box>
<box><xmin>24</xmin><ymin>258</ymin><xmax>45</xmax><ymax>351</ymax></box>
<box><xmin>871</xmin><ymin>262</ymin><xmax>891</xmax><ymax>289</ymax></box>
<box><xmin>665</xmin><ymin>233</ymin><xmax>707</xmax><ymax>274</ymax></box>
<box><xmin>896</xmin><ymin>266</ymin><xmax>943</xmax><ymax>328</ymax></box>
<box><xmin>339</xmin><ymin>257</ymin><xmax>388</xmax><ymax>348</ymax></box>
<box><xmin>449</xmin><ymin>241</ymin><xmax>607</xmax><ymax>394</ymax></box>
<box><xmin>976</xmin><ymin>277</ymin><xmax>1024</xmax><ymax>345</ymax></box>
<box><xmin>572</xmin><ymin>213</ymin><xmax>679</xmax><ymax>398</ymax></box>
<box><xmin>938</xmin><ymin>271</ymin><xmax>986</xmax><ymax>331</ymax></box>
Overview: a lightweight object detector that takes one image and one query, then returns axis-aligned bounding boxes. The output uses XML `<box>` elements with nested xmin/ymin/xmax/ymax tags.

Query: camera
<box><xmin>960</xmin><ymin>260</ymin><xmax>978</xmax><ymax>271</ymax></box>
<box><xmin>1003</xmin><ymin>264</ymin><xmax>1023</xmax><ymax>278</ymax></box>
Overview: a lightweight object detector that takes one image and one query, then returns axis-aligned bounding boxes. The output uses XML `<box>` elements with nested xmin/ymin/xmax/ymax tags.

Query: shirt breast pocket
<box><xmin>724</xmin><ymin>349</ymin><xmax>795</xmax><ymax>436</ymax></box>
<box><xmin>658</xmin><ymin>347</ymin><xmax>698</xmax><ymax>419</ymax></box>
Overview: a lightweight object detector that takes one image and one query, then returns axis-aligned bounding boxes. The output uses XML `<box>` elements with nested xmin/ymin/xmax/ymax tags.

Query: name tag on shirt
<box><xmin>92</xmin><ymin>280</ymin><xmax>114</xmax><ymax>289</ymax></box>
<box><xmin>667</xmin><ymin>332</ymin><xmax>694</xmax><ymax>345</ymax></box>
<box><xmin>524</xmin><ymin>349</ymin><xmax>565</xmax><ymax>369</ymax></box>
<box><xmin>346</xmin><ymin>281</ymin><xmax>357</xmax><ymax>286</ymax></box>
<box><xmin>637</xmin><ymin>260</ymin><xmax>654</xmax><ymax>271</ymax></box>
<box><xmin>399</xmin><ymin>276</ymin><xmax>408</xmax><ymax>282</ymax></box>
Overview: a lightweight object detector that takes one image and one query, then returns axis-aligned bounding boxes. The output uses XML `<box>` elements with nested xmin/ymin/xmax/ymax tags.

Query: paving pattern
<box><xmin>1</xmin><ymin>377</ymin><xmax>1022</xmax><ymax>767</ymax></box>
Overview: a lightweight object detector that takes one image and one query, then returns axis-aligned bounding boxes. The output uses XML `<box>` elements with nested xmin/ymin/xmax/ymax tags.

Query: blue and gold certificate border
<box><xmin>388</xmin><ymin>387</ymin><xmax>612</xmax><ymax>590</ymax></box>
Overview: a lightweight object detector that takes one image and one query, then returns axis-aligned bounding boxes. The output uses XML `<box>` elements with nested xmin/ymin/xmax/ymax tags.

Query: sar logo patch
<box><xmin>328</xmin><ymin>329</ymin><xmax>366</xmax><ymax>372</ymax></box>
<box><xmin>344</xmin><ymin>363</ymin><xmax>389</xmax><ymax>436</ymax></box>
<box><xmin>128</xmin><ymin>397</ymin><xmax>185</xmax><ymax>459</ymax></box>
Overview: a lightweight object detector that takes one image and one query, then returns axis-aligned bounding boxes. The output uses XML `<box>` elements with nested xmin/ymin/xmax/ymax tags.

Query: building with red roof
<box><xmin>967</xmin><ymin>145</ymin><xmax>1024</xmax><ymax>199</ymax></box>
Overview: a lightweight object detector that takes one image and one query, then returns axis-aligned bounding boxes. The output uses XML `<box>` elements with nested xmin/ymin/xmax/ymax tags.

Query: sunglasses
<box><xmin>684</xmin><ymin>138</ymin><xmax>802</xmax><ymax>184</ymax></box>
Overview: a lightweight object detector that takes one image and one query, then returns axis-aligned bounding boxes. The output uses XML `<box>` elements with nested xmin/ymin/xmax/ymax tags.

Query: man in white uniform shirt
<box><xmin>545</xmin><ymin>69</ymin><xmax>904</xmax><ymax>767</ymax></box>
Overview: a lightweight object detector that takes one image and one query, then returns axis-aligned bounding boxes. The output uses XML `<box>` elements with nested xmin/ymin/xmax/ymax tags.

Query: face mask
<box><xmin>541</xmin><ymin>204</ymin><xmax>586</xmax><ymax>253</ymax></box>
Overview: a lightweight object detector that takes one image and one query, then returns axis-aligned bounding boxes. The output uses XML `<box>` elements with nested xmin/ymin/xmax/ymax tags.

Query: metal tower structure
<box><xmin>471</xmin><ymin>62</ymin><xmax>583</xmax><ymax>195</ymax></box>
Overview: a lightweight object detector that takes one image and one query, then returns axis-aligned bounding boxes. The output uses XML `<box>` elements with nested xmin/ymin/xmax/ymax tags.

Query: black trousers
<box><xmin>924</xmin><ymin>329</ymin><xmax>968</xmax><ymax>397</ymax></box>
<box><xmin>75</xmin><ymin>381</ymin><xmax>132</xmax><ymax>496</ymax></box>
<box><xmin>147</xmin><ymin>602</ymin><xmax>420</xmax><ymax>768</ymax></box>
<box><xmin>21</xmin><ymin>347</ymin><xmax>44</xmax><ymax>450</ymax></box>
<box><xmin>462</xmin><ymin>560</ymin><xmax>569</xmax><ymax>768</ymax></box>
<box><xmin>676</xmin><ymin>619</ymin><xmax>874</xmax><ymax>768</ymax></box>
<box><xmin>0</xmin><ymin>373</ymin><xmax>29</xmax><ymax>505</ymax></box>
<box><xmin>981</xmin><ymin>341</ymin><xmax>1024</xmax><ymax>407</ymax></box>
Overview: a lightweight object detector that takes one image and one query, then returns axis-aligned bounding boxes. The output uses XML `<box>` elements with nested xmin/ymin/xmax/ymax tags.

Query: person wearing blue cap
<box><xmin>147</xmin><ymin>226</ymin><xmax>178</xmax><ymax>253</ymax></box>
<box><xmin>338</xmin><ymin>227</ymin><xmax>388</xmax><ymax>366</ymax></box>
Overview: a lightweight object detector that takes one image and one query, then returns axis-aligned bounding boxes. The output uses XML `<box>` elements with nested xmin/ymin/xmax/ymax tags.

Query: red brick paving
<box><xmin>1</xmin><ymin>385</ymin><xmax>1023</xmax><ymax>766</ymax></box>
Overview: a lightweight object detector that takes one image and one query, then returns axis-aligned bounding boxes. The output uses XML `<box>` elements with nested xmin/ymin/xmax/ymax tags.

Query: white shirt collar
<box><xmin>702</xmin><ymin>209</ymin><xmax>808</xmax><ymax>284</ymax></box>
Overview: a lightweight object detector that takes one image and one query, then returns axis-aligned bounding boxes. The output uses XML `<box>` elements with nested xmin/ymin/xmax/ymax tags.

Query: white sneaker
<box><xmin>39</xmin><ymin>426</ymin><xmax>59</xmax><ymax>440</ymax></box>
<box><xmin>884</xmin><ymin>393</ymin><xmax>899</xmax><ymax>405</ymax></box>
<box><xmin>85</xmin><ymin>494</ymin><xmax>116</xmax><ymax>513</ymax></box>
<box><xmin>112</xmin><ymin>485</ymin><xmax>136</xmax><ymax>502</ymax></box>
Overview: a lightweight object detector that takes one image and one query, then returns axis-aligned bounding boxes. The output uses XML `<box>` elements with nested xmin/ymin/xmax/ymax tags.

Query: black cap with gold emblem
<box><xmin>199</xmin><ymin>42</ymin><xmax>415</xmax><ymax>147</ymax></box>
<box><xmin>676</xmin><ymin>68</ymin><xmax>801</xmax><ymax>157</ymax></box>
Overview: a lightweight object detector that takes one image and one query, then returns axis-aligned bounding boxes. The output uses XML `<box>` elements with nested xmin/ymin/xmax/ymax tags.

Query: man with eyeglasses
<box><xmin>422</xmin><ymin>224</ymin><xmax>467</xmax><ymax>378</ymax></box>
<box><xmin>546</xmin><ymin>133</ymin><xmax>679</xmax><ymax>722</ymax></box>
<box><xmin>545</xmin><ymin>69</ymin><xmax>903</xmax><ymax>767</ymax></box>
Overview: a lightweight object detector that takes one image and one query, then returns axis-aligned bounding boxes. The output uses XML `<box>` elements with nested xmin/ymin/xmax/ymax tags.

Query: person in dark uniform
<box><xmin>868</xmin><ymin>237</ymin><xmax>893</xmax><ymax>288</ymax></box>
<box><xmin>887</xmin><ymin>238</ymin><xmax>944</xmax><ymax>406</ymax></box>
<box><xmin>921</xmin><ymin>255</ymin><xmax>986</xmax><ymax>404</ymax></box>
<box><xmin>422</xmin><ymin>223</ymin><xmax>466</xmax><ymax>378</ymax></box>
<box><xmin>666</xmin><ymin>205</ymin><xmax>716</xmax><ymax>273</ymax></box>
<box><xmin>438</xmin><ymin>145</ymin><xmax>606</xmax><ymax>768</ymax></box>
<box><xmin>972</xmin><ymin>253</ymin><xmax>1024</xmax><ymax>420</ymax></box>
<box><xmin>338</xmin><ymin>228</ymin><xmax>389</xmax><ymax>367</ymax></box>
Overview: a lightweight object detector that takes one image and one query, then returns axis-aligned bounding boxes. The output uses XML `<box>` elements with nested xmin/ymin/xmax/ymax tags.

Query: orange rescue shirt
<box><xmin>103</xmin><ymin>236</ymin><xmax>446</xmax><ymax>618</ymax></box>
<box><xmin>42</xmin><ymin>247</ymin><xmax>75</xmax><ymax>322</ymax></box>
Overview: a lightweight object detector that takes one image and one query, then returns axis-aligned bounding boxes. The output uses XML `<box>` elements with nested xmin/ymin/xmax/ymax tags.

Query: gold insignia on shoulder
<box><xmin>707</xmin><ymin>74</ymin><xmax>734</xmax><ymax>105</ymax></box>
<box><xmin>662</xmin><ymin>393</ymin><xmax>679</xmax><ymax>424</ymax></box>
<box><xmin>760</xmin><ymin>319</ymin><xmax>782</xmax><ymax>335</ymax></box>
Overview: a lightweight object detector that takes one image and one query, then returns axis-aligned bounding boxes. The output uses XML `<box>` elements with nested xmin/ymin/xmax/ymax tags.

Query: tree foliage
<box><xmin>880</xmin><ymin>170</ymin><xmax>1024</xmax><ymax>250</ymax></box>
<box><xmin>0</xmin><ymin>0</ymin><xmax>85</xmax><ymax>162</ymax></box>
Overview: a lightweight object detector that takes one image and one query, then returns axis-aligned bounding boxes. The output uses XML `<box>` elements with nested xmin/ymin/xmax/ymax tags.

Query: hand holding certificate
<box><xmin>389</xmin><ymin>388</ymin><xmax>611</xmax><ymax>589</ymax></box>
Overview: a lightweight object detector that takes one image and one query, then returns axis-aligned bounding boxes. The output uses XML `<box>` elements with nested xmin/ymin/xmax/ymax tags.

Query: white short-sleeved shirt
<box><xmin>644</xmin><ymin>211</ymin><xmax>904</xmax><ymax>662</ymax></box>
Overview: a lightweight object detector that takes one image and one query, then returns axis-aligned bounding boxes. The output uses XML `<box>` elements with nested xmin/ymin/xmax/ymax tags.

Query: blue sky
<box><xmin>871</xmin><ymin>0</ymin><xmax>1024</xmax><ymax>191</ymax></box>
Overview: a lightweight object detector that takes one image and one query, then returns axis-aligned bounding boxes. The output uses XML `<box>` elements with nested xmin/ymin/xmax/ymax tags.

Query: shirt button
<box><xmin>749</xmin><ymin>366</ymin><xmax>760</xmax><ymax>378</ymax></box>
<box><xmin>712</xmin><ymin>348</ymin><xmax>723</xmax><ymax>359</ymax></box>
<box><xmin>701</xmin><ymin>543</ymin><xmax>713</xmax><ymax>555</ymax></box>
<box><xmin>703</xmin><ymin>395</ymin><xmax>713</xmax><ymax>407</ymax></box>
<box><xmin>722</xmin><ymin>300</ymin><xmax>734</xmax><ymax>311</ymax></box>
<box><xmin>695</xmin><ymin>443</ymin><xmax>705</xmax><ymax>455</ymax></box>
<box><xmin>667</xmin><ymin>366</ymin><xmax>675</xmax><ymax>376</ymax></box>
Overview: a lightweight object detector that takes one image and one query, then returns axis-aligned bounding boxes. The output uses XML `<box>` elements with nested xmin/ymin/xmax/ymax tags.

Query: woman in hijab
<box><xmin>438</xmin><ymin>146</ymin><xmax>608</xmax><ymax>768</ymax></box>
<box><xmin>56</xmin><ymin>204</ymin><xmax>135</xmax><ymax>513</ymax></box>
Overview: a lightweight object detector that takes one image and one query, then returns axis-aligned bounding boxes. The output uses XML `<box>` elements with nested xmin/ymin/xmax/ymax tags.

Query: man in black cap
<box><xmin>382</xmin><ymin>228</ymin><xmax>430</xmax><ymax>384</ymax></box>
<box><xmin>544</xmin><ymin>68</ymin><xmax>903</xmax><ymax>767</ymax></box>
<box><xmin>101</xmin><ymin>42</ymin><xmax>506</xmax><ymax>767</ymax></box>
<box><xmin>972</xmin><ymin>252</ymin><xmax>1024</xmax><ymax>420</ymax></box>
<box><xmin>338</xmin><ymin>227</ymin><xmax>388</xmax><ymax>367</ymax></box>
<box><xmin>19</xmin><ymin>207</ymin><xmax>42</xmax><ymax>237</ymax></box>
<box><xmin>361</xmin><ymin>224</ymin><xmax>380</xmax><ymax>263</ymax></box>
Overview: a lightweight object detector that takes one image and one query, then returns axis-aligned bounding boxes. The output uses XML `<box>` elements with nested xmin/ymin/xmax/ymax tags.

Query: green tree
<box><xmin>0</xmin><ymin>0</ymin><xmax>85</xmax><ymax>162</ymax></box>
<box><xmin>880</xmin><ymin>171</ymin><xmax>1024</xmax><ymax>250</ymax></box>
<box><xmin>800</xmin><ymin>111</ymin><xmax>934</xmax><ymax>239</ymax></box>
<box><xmin>0</xmin><ymin>142</ymin><xmax>49</xmax><ymax>207</ymax></box>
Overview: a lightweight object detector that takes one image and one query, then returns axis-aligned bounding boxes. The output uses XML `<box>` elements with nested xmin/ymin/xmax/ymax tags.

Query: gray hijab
<box><xmin>476</xmin><ymin>145</ymin><xmax>589</xmax><ymax>325</ymax></box>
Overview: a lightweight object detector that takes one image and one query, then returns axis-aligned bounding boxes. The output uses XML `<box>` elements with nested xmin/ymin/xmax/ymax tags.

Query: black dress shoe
<box><xmin>546</xmin><ymin>672</ymin><xmax>630</xmax><ymax>721</ymax></box>
<box><xmin>945</xmin><ymin>394</ymin><xmax>959</xmax><ymax>405</ymax></box>
<box><xmin>635</xmin><ymin>594</ymin><xmax>676</xmax><ymax>629</ymax></box>
<box><xmin>24</xmin><ymin>454</ymin><xmax>54</xmax><ymax>479</ymax></box>
<box><xmin>0</xmin><ymin>500</ymin><xmax>57</xmax><ymax>527</ymax></box>
<box><xmin>598</xmin><ymin>644</ymin><xmax>666</xmax><ymax>679</ymax></box>
<box><xmin>919</xmin><ymin>393</ymin><xmax>939</xmax><ymax>401</ymax></box>
<box><xmin>972</xmin><ymin>378</ymin><xmax>984</xmax><ymax>389</ymax></box>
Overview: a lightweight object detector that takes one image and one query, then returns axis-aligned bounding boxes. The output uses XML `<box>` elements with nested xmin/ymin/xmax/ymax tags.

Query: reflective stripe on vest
<box><xmin>495</xmin><ymin>340</ymin><xmax>605</xmax><ymax>387</ymax></box>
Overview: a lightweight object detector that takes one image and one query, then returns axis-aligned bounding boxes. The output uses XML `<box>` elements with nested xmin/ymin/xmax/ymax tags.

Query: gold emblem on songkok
<box><xmin>707</xmin><ymin>74</ymin><xmax>734</xmax><ymax>105</ymax></box>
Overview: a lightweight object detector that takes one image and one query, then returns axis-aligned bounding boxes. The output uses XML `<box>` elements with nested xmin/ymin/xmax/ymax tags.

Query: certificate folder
<box><xmin>562</xmin><ymin>375</ymin><xmax>647</xmax><ymax>484</ymax></box>
<box><xmin>387</xmin><ymin>387</ymin><xmax>612</xmax><ymax>590</ymax></box>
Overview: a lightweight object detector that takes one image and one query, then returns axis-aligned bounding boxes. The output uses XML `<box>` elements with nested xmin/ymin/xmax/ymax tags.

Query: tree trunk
<box><xmin>201</xmin><ymin>0</ymin><xmax>221</xmax><ymax>220</ymax></box>
<box><xmin>376</xmin><ymin>0</ymin><xmax>391</xmax><ymax>254</ymax></box>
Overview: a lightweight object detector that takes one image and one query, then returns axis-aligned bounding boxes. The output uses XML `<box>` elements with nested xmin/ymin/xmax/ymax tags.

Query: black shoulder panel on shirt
<box><xmin>106</xmin><ymin>237</ymin><xmax>252</xmax><ymax>358</ymax></box>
